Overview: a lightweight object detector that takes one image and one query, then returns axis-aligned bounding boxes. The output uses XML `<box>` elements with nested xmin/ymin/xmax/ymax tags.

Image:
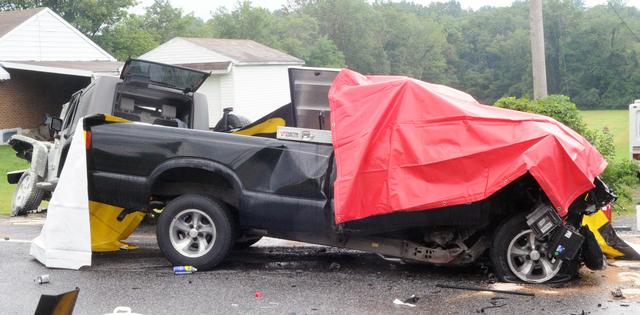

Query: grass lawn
<box><xmin>580</xmin><ymin>110</ymin><xmax>629</xmax><ymax>159</ymax></box>
<box><xmin>0</xmin><ymin>145</ymin><xmax>28</xmax><ymax>216</ymax></box>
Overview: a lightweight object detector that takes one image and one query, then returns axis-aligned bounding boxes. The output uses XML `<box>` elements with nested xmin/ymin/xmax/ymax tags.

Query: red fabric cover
<box><xmin>328</xmin><ymin>69</ymin><xmax>607</xmax><ymax>224</ymax></box>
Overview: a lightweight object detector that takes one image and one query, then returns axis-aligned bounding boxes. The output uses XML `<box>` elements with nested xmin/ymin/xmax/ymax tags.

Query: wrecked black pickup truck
<box><xmin>83</xmin><ymin>67</ymin><xmax>616</xmax><ymax>284</ymax></box>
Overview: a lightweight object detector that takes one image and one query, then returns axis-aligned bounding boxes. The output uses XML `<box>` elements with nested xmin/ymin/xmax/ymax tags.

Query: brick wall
<box><xmin>0</xmin><ymin>69</ymin><xmax>90</xmax><ymax>129</ymax></box>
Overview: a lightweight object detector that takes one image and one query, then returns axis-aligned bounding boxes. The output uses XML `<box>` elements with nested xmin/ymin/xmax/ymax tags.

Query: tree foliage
<box><xmin>496</xmin><ymin>95</ymin><xmax>639</xmax><ymax>210</ymax></box>
<box><xmin>0</xmin><ymin>0</ymin><xmax>135</xmax><ymax>36</ymax></box>
<box><xmin>3</xmin><ymin>0</ymin><xmax>640</xmax><ymax>108</ymax></box>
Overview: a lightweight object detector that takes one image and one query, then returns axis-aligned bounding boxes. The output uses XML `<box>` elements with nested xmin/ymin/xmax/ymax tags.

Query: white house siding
<box><xmin>139</xmin><ymin>38</ymin><xmax>231</xmax><ymax>64</ymax></box>
<box><xmin>229</xmin><ymin>65</ymin><xmax>291</xmax><ymax>121</ymax></box>
<box><xmin>198</xmin><ymin>76</ymin><xmax>222</xmax><ymax>126</ymax></box>
<box><xmin>217</xmin><ymin>73</ymin><xmax>235</xmax><ymax>121</ymax></box>
<box><xmin>0</xmin><ymin>10</ymin><xmax>114</xmax><ymax>61</ymax></box>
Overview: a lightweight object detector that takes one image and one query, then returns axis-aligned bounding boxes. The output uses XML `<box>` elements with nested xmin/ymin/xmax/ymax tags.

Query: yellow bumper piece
<box><xmin>89</xmin><ymin>201</ymin><xmax>144</xmax><ymax>252</ymax></box>
<box><xmin>582</xmin><ymin>210</ymin><xmax>624</xmax><ymax>258</ymax></box>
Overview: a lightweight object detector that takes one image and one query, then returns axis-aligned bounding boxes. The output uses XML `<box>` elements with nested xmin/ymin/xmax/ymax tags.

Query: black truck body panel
<box><xmin>87</xmin><ymin>120</ymin><xmax>513</xmax><ymax>236</ymax></box>
<box><xmin>88</xmin><ymin>122</ymin><xmax>334</xmax><ymax>233</ymax></box>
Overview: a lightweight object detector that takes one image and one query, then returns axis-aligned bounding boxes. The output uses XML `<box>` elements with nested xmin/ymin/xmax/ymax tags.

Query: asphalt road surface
<box><xmin>2</xmin><ymin>215</ymin><xmax>640</xmax><ymax>314</ymax></box>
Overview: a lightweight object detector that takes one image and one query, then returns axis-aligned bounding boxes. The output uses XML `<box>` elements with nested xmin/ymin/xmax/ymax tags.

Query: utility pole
<box><xmin>529</xmin><ymin>0</ymin><xmax>548</xmax><ymax>99</ymax></box>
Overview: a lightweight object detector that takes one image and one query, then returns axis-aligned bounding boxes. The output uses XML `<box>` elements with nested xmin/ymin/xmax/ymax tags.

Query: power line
<box><xmin>609</xmin><ymin>2</ymin><xmax>640</xmax><ymax>43</ymax></box>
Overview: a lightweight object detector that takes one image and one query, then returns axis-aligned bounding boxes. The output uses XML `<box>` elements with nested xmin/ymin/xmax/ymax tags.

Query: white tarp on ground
<box><xmin>0</xmin><ymin>66</ymin><xmax>9</xmax><ymax>80</ymax></box>
<box><xmin>30</xmin><ymin>120</ymin><xmax>91</xmax><ymax>269</ymax></box>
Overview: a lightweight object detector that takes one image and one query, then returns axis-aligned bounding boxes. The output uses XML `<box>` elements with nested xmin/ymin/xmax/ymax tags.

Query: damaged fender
<box><xmin>8</xmin><ymin>134</ymin><xmax>50</xmax><ymax>179</ymax></box>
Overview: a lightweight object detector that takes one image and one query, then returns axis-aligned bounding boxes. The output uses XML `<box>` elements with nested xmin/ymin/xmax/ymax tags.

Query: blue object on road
<box><xmin>173</xmin><ymin>266</ymin><xmax>197</xmax><ymax>274</ymax></box>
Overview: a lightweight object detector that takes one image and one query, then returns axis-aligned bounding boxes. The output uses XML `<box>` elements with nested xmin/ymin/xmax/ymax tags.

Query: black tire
<box><xmin>234</xmin><ymin>236</ymin><xmax>263</xmax><ymax>250</ymax></box>
<box><xmin>580</xmin><ymin>225</ymin><xmax>605</xmax><ymax>270</ymax></box>
<box><xmin>228</xmin><ymin>114</ymin><xmax>251</xmax><ymax>129</ymax></box>
<box><xmin>490</xmin><ymin>213</ymin><xmax>572</xmax><ymax>283</ymax></box>
<box><xmin>156</xmin><ymin>194</ymin><xmax>235</xmax><ymax>270</ymax></box>
<box><xmin>11</xmin><ymin>171</ymin><xmax>44</xmax><ymax>216</ymax></box>
<box><xmin>213</xmin><ymin>114</ymin><xmax>252</xmax><ymax>132</ymax></box>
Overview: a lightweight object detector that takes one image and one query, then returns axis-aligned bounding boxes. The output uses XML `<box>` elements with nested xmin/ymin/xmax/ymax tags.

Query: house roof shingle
<box><xmin>181</xmin><ymin>37</ymin><xmax>304</xmax><ymax>64</ymax></box>
<box><xmin>0</xmin><ymin>7</ymin><xmax>46</xmax><ymax>38</ymax></box>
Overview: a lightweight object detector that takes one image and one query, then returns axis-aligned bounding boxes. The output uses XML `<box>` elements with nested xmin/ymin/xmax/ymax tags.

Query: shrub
<box><xmin>495</xmin><ymin>95</ymin><xmax>639</xmax><ymax>211</ymax></box>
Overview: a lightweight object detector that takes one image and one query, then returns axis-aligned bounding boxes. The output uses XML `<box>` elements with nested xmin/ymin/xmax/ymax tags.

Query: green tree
<box><xmin>96</xmin><ymin>15</ymin><xmax>158</xmax><ymax>61</ymax></box>
<box><xmin>5</xmin><ymin>0</ymin><xmax>640</xmax><ymax>108</ymax></box>
<box><xmin>209</xmin><ymin>2</ymin><xmax>345</xmax><ymax>68</ymax></box>
<box><xmin>300</xmin><ymin>0</ymin><xmax>387</xmax><ymax>73</ymax></box>
<box><xmin>376</xmin><ymin>3</ymin><xmax>449</xmax><ymax>82</ymax></box>
<box><xmin>0</xmin><ymin>0</ymin><xmax>135</xmax><ymax>37</ymax></box>
<box><xmin>307</xmin><ymin>35</ymin><xmax>345</xmax><ymax>67</ymax></box>
<box><xmin>141</xmin><ymin>0</ymin><xmax>209</xmax><ymax>44</ymax></box>
<box><xmin>496</xmin><ymin>95</ymin><xmax>638</xmax><ymax>210</ymax></box>
<box><xmin>209</xmin><ymin>1</ymin><xmax>280</xmax><ymax>46</ymax></box>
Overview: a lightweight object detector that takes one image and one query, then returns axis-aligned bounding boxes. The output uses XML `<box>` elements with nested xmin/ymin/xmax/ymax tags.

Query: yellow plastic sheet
<box><xmin>233</xmin><ymin>117</ymin><xmax>285</xmax><ymax>136</ymax></box>
<box><xmin>582</xmin><ymin>210</ymin><xmax>624</xmax><ymax>258</ymax></box>
<box><xmin>89</xmin><ymin>201</ymin><xmax>144</xmax><ymax>252</ymax></box>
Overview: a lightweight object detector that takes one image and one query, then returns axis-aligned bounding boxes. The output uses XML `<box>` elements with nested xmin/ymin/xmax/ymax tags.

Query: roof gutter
<box><xmin>0</xmin><ymin>61</ymin><xmax>94</xmax><ymax>77</ymax></box>
<box><xmin>234</xmin><ymin>61</ymin><xmax>306</xmax><ymax>66</ymax></box>
<box><xmin>208</xmin><ymin>62</ymin><xmax>233</xmax><ymax>75</ymax></box>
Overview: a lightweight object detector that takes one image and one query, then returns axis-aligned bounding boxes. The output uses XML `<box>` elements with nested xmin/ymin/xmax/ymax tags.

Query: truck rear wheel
<box><xmin>11</xmin><ymin>171</ymin><xmax>44</xmax><ymax>216</ymax></box>
<box><xmin>156</xmin><ymin>194</ymin><xmax>235</xmax><ymax>270</ymax></box>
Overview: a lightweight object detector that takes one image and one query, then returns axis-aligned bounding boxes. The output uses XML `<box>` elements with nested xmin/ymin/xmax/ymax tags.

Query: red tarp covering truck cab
<box><xmin>328</xmin><ymin>69</ymin><xmax>607</xmax><ymax>224</ymax></box>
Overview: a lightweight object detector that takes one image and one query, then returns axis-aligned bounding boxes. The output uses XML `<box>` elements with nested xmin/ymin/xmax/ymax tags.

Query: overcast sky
<box><xmin>132</xmin><ymin>0</ymin><xmax>640</xmax><ymax>19</ymax></box>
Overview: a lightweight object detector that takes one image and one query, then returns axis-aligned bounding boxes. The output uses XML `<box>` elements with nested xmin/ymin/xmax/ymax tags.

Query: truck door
<box><xmin>47</xmin><ymin>90</ymin><xmax>82</xmax><ymax>181</ymax></box>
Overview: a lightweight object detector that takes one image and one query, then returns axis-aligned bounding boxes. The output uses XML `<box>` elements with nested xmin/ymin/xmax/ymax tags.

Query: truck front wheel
<box><xmin>490</xmin><ymin>213</ymin><xmax>564</xmax><ymax>283</ymax></box>
<box><xmin>156</xmin><ymin>194</ymin><xmax>235</xmax><ymax>270</ymax></box>
<box><xmin>11</xmin><ymin>171</ymin><xmax>44</xmax><ymax>216</ymax></box>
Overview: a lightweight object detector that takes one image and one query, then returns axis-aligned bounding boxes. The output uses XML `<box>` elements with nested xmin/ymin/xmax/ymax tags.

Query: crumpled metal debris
<box><xmin>393</xmin><ymin>295</ymin><xmax>420</xmax><ymax>307</ymax></box>
<box><xmin>477</xmin><ymin>297</ymin><xmax>508</xmax><ymax>313</ymax></box>
<box><xmin>611</xmin><ymin>288</ymin><xmax>624</xmax><ymax>299</ymax></box>
<box><xmin>393</xmin><ymin>299</ymin><xmax>416</xmax><ymax>307</ymax></box>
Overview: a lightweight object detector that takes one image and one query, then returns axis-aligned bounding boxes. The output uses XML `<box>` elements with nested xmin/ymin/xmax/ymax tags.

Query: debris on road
<box><xmin>486</xmin><ymin>273</ymin><xmax>497</xmax><ymax>284</ymax></box>
<box><xmin>255</xmin><ymin>291</ymin><xmax>263</xmax><ymax>299</ymax></box>
<box><xmin>613</xmin><ymin>226</ymin><xmax>632</xmax><ymax>231</ymax></box>
<box><xmin>478</xmin><ymin>303</ymin><xmax>506</xmax><ymax>313</ymax></box>
<box><xmin>610</xmin><ymin>261</ymin><xmax>640</xmax><ymax>269</ymax></box>
<box><xmin>436</xmin><ymin>284</ymin><xmax>535</xmax><ymax>297</ymax></box>
<box><xmin>392</xmin><ymin>294</ymin><xmax>420</xmax><ymax>307</ymax></box>
<box><xmin>393</xmin><ymin>298</ymin><xmax>416</xmax><ymax>307</ymax></box>
<box><xmin>259</xmin><ymin>302</ymin><xmax>280</xmax><ymax>310</ymax></box>
<box><xmin>403</xmin><ymin>295</ymin><xmax>419</xmax><ymax>304</ymax></box>
<box><xmin>172</xmin><ymin>266</ymin><xmax>197</xmax><ymax>275</ymax></box>
<box><xmin>477</xmin><ymin>296</ymin><xmax>508</xmax><ymax>313</ymax></box>
<box><xmin>35</xmin><ymin>274</ymin><xmax>50</xmax><ymax>284</ymax></box>
<box><xmin>328</xmin><ymin>262</ymin><xmax>341</xmax><ymax>271</ymax></box>
<box><xmin>103</xmin><ymin>306</ymin><xmax>143</xmax><ymax>315</ymax></box>
<box><xmin>34</xmin><ymin>287</ymin><xmax>79</xmax><ymax>315</ymax></box>
<box><xmin>611</xmin><ymin>288</ymin><xmax>624</xmax><ymax>299</ymax></box>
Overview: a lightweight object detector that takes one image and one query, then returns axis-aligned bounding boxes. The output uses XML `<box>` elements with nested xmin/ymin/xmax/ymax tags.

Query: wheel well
<box><xmin>150</xmin><ymin>167</ymin><xmax>240</xmax><ymax>209</ymax></box>
<box><xmin>488</xmin><ymin>173</ymin><xmax>548</xmax><ymax>218</ymax></box>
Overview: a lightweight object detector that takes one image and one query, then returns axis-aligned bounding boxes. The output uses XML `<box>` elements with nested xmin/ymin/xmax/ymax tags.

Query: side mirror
<box><xmin>49</xmin><ymin>117</ymin><xmax>63</xmax><ymax>133</ymax></box>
